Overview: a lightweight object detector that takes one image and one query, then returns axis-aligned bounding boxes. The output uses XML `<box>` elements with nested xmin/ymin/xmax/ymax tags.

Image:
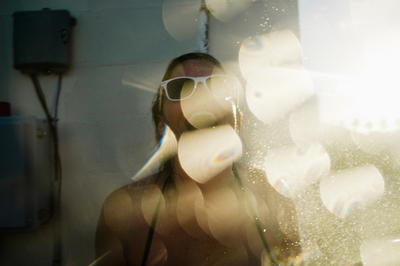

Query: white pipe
<box><xmin>197</xmin><ymin>0</ymin><xmax>209</xmax><ymax>53</ymax></box>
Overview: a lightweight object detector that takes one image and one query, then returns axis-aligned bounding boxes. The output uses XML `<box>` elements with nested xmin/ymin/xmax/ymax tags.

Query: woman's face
<box><xmin>159</xmin><ymin>59</ymin><xmax>235</xmax><ymax>140</ymax></box>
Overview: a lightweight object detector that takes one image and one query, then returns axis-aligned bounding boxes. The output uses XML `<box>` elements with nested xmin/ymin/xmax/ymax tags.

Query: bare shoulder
<box><xmin>95</xmin><ymin>174</ymin><xmax>162</xmax><ymax>265</ymax></box>
<box><xmin>104</xmin><ymin>173</ymin><xmax>160</xmax><ymax>205</ymax></box>
<box><xmin>101</xmin><ymin>173</ymin><xmax>161</xmax><ymax>235</ymax></box>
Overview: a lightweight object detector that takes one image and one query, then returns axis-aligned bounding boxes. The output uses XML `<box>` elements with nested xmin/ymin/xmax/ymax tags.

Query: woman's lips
<box><xmin>187</xmin><ymin>111</ymin><xmax>218</xmax><ymax>129</ymax></box>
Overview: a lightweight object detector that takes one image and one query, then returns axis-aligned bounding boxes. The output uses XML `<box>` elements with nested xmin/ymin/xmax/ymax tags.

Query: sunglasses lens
<box><xmin>206</xmin><ymin>76</ymin><xmax>235</xmax><ymax>99</ymax></box>
<box><xmin>166</xmin><ymin>78</ymin><xmax>195</xmax><ymax>100</ymax></box>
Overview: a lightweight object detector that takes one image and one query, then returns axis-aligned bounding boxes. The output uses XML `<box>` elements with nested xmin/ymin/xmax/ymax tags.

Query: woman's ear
<box><xmin>157</xmin><ymin>114</ymin><xmax>165</xmax><ymax>137</ymax></box>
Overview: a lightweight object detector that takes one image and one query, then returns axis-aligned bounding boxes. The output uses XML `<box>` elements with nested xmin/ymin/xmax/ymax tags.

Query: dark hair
<box><xmin>143</xmin><ymin>55</ymin><xmax>262</xmax><ymax>266</ymax></box>
<box><xmin>151</xmin><ymin>53</ymin><xmax>230</xmax><ymax>189</ymax></box>
<box><xmin>151</xmin><ymin>52</ymin><xmax>227</xmax><ymax>143</ymax></box>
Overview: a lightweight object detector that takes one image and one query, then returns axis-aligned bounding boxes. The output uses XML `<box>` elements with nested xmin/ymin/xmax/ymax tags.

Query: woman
<box><xmin>95</xmin><ymin>53</ymin><xmax>300</xmax><ymax>265</ymax></box>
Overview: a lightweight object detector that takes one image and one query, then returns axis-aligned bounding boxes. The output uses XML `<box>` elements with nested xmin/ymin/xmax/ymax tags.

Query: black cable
<box><xmin>29</xmin><ymin>73</ymin><xmax>63</xmax><ymax>266</ymax></box>
<box><xmin>232</xmin><ymin>165</ymin><xmax>279</xmax><ymax>266</ymax></box>
<box><xmin>141</xmin><ymin>176</ymin><xmax>170</xmax><ymax>266</ymax></box>
<box><xmin>141</xmin><ymin>197</ymin><xmax>161</xmax><ymax>266</ymax></box>
<box><xmin>55</xmin><ymin>75</ymin><xmax>62</xmax><ymax>123</ymax></box>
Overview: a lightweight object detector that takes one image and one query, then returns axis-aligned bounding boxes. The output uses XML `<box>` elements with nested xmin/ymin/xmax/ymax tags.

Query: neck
<box><xmin>171</xmin><ymin>156</ymin><xmax>235</xmax><ymax>193</ymax></box>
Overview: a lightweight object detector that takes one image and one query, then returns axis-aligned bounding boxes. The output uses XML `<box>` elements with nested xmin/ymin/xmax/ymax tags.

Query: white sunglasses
<box><xmin>160</xmin><ymin>75</ymin><xmax>237</xmax><ymax>101</ymax></box>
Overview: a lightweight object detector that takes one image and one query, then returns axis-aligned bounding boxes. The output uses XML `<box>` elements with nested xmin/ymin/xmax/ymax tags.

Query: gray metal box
<box><xmin>13</xmin><ymin>9</ymin><xmax>76</xmax><ymax>74</ymax></box>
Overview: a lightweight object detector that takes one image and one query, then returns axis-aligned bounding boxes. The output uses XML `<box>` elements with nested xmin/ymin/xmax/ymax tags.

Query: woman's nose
<box><xmin>194</xmin><ymin>81</ymin><xmax>212</xmax><ymax>96</ymax></box>
<box><xmin>181</xmin><ymin>82</ymin><xmax>232</xmax><ymax>129</ymax></box>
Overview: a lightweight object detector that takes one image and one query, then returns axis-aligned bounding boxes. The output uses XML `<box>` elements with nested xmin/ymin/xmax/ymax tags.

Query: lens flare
<box><xmin>246</xmin><ymin>221</ymin><xmax>265</xmax><ymax>258</ymax></box>
<box><xmin>360</xmin><ymin>235</ymin><xmax>400</xmax><ymax>266</ymax></box>
<box><xmin>240</xmin><ymin>34</ymin><xmax>311</xmax><ymax>124</ymax></box>
<box><xmin>103</xmin><ymin>189</ymin><xmax>133</xmax><ymax>231</ymax></box>
<box><xmin>241</xmin><ymin>36</ymin><xmax>271</xmax><ymax>59</ymax></box>
<box><xmin>89</xmin><ymin>251</ymin><xmax>111</xmax><ymax>266</ymax></box>
<box><xmin>162</xmin><ymin>0</ymin><xmax>201</xmax><ymax>41</ymax></box>
<box><xmin>175</xmin><ymin>178</ymin><xmax>208</xmax><ymax>239</ymax></box>
<box><xmin>141</xmin><ymin>184</ymin><xmax>164</xmax><ymax>226</ymax></box>
<box><xmin>351</xmin><ymin>130</ymin><xmax>400</xmax><ymax>154</ymax></box>
<box><xmin>194</xmin><ymin>195</ymin><xmax>212</xmax><ymax>236</ymax></box>
<box><xmin>145</xmin><ymin>238</ymin><xmax>168</xmax><ymax>266</ymax></box>
<box><xmin>316</xmin><ymin>2</ymin><xmax>400</xmax><ymax>133</ymax></box>
<box><xmin>205</xmin><ymin>0</ymin><xmax>248</xmax><ymax>23</ymax></box>
<box><xmin>276</xmin><ymin>205</ymin><xmax>299</xmax><ymax>243</ymax></box>
<box><xmin>262</xmin><ymin>243</ymin><xmax>322</xmax><ymax>266</ymax></box>
<box><xmin>209</xmin><ymin>243</ymin><xmax>249</xmax><ymax>265</ymax></box>
<box><xmin>178</xmin><ymin>125</ymin><xmax>242</xmax><ymax>183</ymax></box>
<box><xmin>320</xmin><ymin>165</ymin><xmax>385</xmax><ymax>219</ymax></box>
<box><xmin>265</xmin><ymin>142</ymin><xmax>331</xmax><ymax>197</ymax></box>
<box><xmin>132</xmin><ymin>126</ymin><xmax>177</xmax><ymax>181</ymax></box>
<box><xmin>245</xmin><ymin>65</ymin><xmax>313</xmax><ymax>124</ymax></box>
<box><xmin>180</xmin><ymin>74</ymin><xmax>236</xmax><ymax>130</ymax></box>
<box><xmin>350</xmin><ymin>0</ymin><xmax>400</xmax><ymax>32</ymax></box>
<box><xmin>244</xmin><ymin>188</ymin><xmax>270</xmax><ymax>227</ymax></box>
<box><xmin>122</xmin><ymin>79</ymin><xmax>158</xmax><ymax>94</ymax></box>
<box><xmin>330</xmin><ymin>48</ymin><xmax>400</xmax><ymax>134</ymax></box>
<box><xmin>239</xmin><ymin>30</ymin><xmax>303</xmax><ymax>77</ymax></box>
<box><xmin>239</xmin><ymin>30</ymin><xmax>313</xmax><ymax>124</ymax></box>
<box><xmin>289</xmin><ymin>99</ymin><xmax>320</xmax><ymax>149</ymax></box>
<box><xmin>141</xmin><ymin>184</ymin><xmax>174</xmax><ymax>235</ymax></box>
<box><xmin>246</xmin><ymin>222</ymin><xmax>281</xmax><ymax>259</ymax></box>
<box><xmin>205</xmin><ymin>186</ymin><xmax>243</xmax><ymax>247</ymax></box>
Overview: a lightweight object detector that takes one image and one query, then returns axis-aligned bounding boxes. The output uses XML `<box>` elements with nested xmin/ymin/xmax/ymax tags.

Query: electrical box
<box><xmin>0</xmin><ymin>116</ymin><xmax>52</xmax><ymax>232</ymax></box>
<box><xmin>13</xmin><ymin>8</ymin><xmax>76</xmax><ymax>74</ymax></box>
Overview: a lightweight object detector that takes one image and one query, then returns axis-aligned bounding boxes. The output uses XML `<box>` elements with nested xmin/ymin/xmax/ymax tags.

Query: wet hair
<box><xmin>151</xmin><ymin>52</ymin><xmax>227</xmax><ymax>143</ymax></box>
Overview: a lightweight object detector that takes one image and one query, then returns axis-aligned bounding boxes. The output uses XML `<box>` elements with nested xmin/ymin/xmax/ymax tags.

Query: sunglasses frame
<box><xmin>160</xmin><ymin>75</ymin><xmax>236</xmax><ymax>101</ymax></box>
<box><xmin>157</xmin><ymin>75</ymin><xmax>241</xmax><ymax>133</ymax></box>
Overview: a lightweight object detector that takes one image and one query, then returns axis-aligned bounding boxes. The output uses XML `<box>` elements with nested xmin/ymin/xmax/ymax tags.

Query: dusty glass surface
<box><xmin>1</xmin><ymin>0</ymin><xmax>399</xmax><ymax>265</ymax></box>
<box><xmin>127</xmin><ymin>0</ymin><xmax>400</xmax><ymax>265</ymax></box>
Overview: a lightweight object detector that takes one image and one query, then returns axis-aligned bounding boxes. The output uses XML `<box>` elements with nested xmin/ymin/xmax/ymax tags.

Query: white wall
<box><xmin>0</xmin><ymin>1</ymin><xmax>299</xmax><ymax>265</ymax></box>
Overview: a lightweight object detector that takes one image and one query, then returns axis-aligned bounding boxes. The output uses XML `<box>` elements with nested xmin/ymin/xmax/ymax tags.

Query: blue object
<box><xmin>0</xmin><ymin>116</ymin><xmax>52</xmax><ymax>232</ymax></box>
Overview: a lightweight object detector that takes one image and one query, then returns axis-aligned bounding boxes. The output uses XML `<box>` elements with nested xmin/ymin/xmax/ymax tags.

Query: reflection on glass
<box><xmin>132</xmin><ymin>126</ymin><xmax>177</xmax><ymax>181</ymax></box>
<box><xmin>239</xmin><ymin>30</ymin><xmax>313</xmax><ymax>124</ymax></box>
<box><xmin>205</xmin><ymin>0</ymin><xmax>248</xmax><ymax>22</ymax></box>
<box><xmin>360</xmin><ymin>235</ymin><xmax>400</xmax><ymax>266</ymax></box>
<box><xmin>162</xmin><ymin>0</ymin><xmax>200</xmax><ymax>41</ymax></box>
<box><xmin>178</xmin><ymin>125</ymin><xmax>242</xmax><ymax>183</ymax></box>
<box><xmin>265</xmin><ymin>142</ymin><xmax>331</xmax><ymax>197</ymax></box>
<box><xmin>320</xmin><ymin>165</ymin><xmax>385</xmax><ymax>219</ymax></box>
